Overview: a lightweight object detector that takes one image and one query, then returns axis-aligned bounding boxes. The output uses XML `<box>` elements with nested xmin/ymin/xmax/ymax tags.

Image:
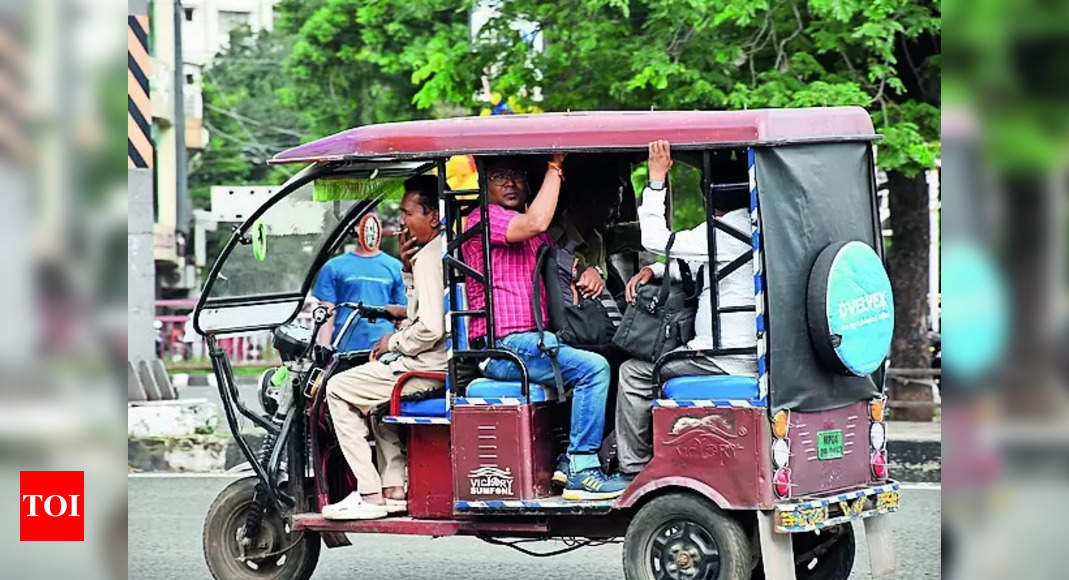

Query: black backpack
<box><xmin>611</xmin><ymin>233</ymin><xmax>704</xmax><ymax>362</ymax></box>
<box><xmin>533</xmin><ymin>244</ymin><xmax>618</xmax><ymax>349</ymax></box>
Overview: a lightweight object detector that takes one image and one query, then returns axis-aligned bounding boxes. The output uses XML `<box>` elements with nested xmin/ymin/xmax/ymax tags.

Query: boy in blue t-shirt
<box><xmin>312</xmin><ymin>225</ymin><xmax>407</xmax><ymax>351</ymax></box>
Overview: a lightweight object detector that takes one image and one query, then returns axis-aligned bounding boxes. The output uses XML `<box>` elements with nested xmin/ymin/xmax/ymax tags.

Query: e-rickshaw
<box><xmin>195</xmin><ymin>107</ymin><xmax>899</xmax><ymax>580</ymax></box>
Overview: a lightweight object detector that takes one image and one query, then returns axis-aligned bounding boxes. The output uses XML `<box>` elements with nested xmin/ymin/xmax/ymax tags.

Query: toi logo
<box><xmin>19</xmin><ymin>471</ymin><xmax>84</xmax><ymax>541</ymax></box>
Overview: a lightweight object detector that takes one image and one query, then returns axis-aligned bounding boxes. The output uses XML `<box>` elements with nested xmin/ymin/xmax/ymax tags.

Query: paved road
<box><xmin>128</xmin><ymin>476</ymin><xmax>939</xmax><ymax>579</ymax></box>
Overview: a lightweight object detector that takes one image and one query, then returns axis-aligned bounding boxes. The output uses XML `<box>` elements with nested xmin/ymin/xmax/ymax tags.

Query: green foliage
<box><xmin>280</xmin><ymin>0</ymin><xmax>472</xmax><ymax>135</ymax></box>
<box><xmin>199</xmin><ymin>0</ymin><xmax>940</xmax><ymax>187</ymax></box>
<box><xmin>189</xmin><ymin>26</ymin><xmax>308</xmax><ymax>209</ymax></box>
<box><xmin>399</xmin><ymin>0</ymin><xmax>940</xmax><ymax>174</ymax></box>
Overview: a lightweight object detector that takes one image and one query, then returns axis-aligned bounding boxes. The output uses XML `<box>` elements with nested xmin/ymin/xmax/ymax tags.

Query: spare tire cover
<box><xmin>806</xmin><ymin>241</ymin><xmax>894</xmax><ymax>376</ymax></box>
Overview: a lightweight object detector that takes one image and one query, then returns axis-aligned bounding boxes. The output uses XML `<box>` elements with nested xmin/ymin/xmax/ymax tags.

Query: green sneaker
<box><xmin>562</xmin><ymin>467</ymin><xmax>628</xmax><ymax>501</ymax></box>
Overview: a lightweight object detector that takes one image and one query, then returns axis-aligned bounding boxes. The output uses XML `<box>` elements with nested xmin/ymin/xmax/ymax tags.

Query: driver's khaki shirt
<box><xmin>386</xmin><ymin>234</ymin><xmax>447</xmax><ymax>372</ymax></box>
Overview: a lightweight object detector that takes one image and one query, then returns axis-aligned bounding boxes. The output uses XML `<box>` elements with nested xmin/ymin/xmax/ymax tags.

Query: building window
<box><xmin>218</xmin><ymin>10</ymin><xmax>251</xmax><ymax>35</ymax></box>
<box><xmin>184</xmin><ymin>8</ymin><xmax>193</xmax><ymax>22</ymax></box>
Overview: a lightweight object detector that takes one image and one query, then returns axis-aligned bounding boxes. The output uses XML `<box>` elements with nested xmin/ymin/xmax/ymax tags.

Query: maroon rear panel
<box><xmin>618</xmin><ymin>407</ymin><xmax>773</xmax><ymax>510</ymax></box>
<box><xmin>451</xmin><ymin>404</ymin><xmax>564</xmax><ymax>502</ymax></box>
<box><xmin>406</xmin><ymin>425</ymin><xmax>454</xmax><ymax>519</ymax></box>
<box><xmin>788</xmin><ymin>401</ymin><xmax>871</xmax><ymax>495</ymax></box>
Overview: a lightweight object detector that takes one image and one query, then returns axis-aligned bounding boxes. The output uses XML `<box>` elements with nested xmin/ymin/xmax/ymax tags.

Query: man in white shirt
<box><xmin>613</xmin><ymin>141</ymin><xmax>758</xmax><ymax>481</ymax></box>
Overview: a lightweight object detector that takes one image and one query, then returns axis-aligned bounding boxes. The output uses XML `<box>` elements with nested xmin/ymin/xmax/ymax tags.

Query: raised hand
<box><xmin>648</xmin><ymin>140</ymin><xmax>673</xmax><ymax>183</ymax></box>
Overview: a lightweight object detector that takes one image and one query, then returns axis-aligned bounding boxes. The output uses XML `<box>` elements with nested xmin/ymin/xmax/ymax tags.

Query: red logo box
<box><xmin>19</xmin><ymin>471</ymin><xmax>84</xmax><ymax>541</ymax></box>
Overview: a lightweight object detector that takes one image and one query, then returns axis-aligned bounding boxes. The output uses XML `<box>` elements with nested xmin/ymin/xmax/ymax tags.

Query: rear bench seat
<box><xmin>457</xmin><ymin>378</ymin><xmax>558</xmax><ymax>404</ymax></box>
<box><xmin>659</xmin><ymin>375</ymin><xmax>765</xmax><ymax>407</ymax></box>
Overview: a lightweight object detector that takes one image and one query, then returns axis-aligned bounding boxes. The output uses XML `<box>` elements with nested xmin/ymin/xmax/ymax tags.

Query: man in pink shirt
<box><xmin>462</xmin><ymin>155</ymin><xmax>627</xmax><ymax>501</ymax></box>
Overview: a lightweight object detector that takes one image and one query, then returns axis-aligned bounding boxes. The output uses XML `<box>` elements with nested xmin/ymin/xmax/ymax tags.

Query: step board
<box><xmin>455</xmin><ymin>494</ymin><xmax>617</xmax><ymax>515</ymax></box>
<box><xmin>292</xmin><ymin>513</ymin><xmax>548</xmax><ymax>536</ymax></box>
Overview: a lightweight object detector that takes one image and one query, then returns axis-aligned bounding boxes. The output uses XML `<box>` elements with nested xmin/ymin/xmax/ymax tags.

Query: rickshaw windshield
<box><xmin>195</xmin><ymin>161</ymin><xmax>427</xmax><ymax>335</ymax></box>
<box><xmin>206</xmin><ymin>182</ymin><xmax>353</xmax><ymax>300</ymax></box>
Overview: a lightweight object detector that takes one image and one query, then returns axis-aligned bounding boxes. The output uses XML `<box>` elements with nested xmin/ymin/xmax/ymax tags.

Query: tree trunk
<box><xmin>886</xmin><ymin>170</ymin><xmax>932</xmax><ymax>421</ymax></box>
<box><xmin>1003</xmin><ymin>176</ymin><xmax>1064</xmax><ymax>415</ymax></box>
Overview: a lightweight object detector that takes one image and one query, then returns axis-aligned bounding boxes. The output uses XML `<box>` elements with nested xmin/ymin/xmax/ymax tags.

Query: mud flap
<box><xmin>320</xmin><ymin>531</ymin><xmax>351</xmax><ymax>548</ymax></box>
<box><xmin>757</xmin><ymin>510</ymin><xmax>796</xmax><ymax>580</ymax></box>
<box><xmin>864</xmin><ymin>514</ymin><xmax>896</xmax><ymax>578</ymax></box>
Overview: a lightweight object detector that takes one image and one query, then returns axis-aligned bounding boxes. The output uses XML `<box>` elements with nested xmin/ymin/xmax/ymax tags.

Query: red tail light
<box><xmin>773</xmin><ymin>468</ymin><xmax>791</xmax><ymax>498</ymax></box>
<box><xmin>871</xmin><ymin>450</ymin><xmax>888</xmax><ymax>479</ymax></box>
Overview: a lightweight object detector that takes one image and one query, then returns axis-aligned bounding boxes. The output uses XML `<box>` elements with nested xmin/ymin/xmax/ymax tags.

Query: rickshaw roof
<box><xmin>270</xmin><ymin>107</ymin><xmax>876</xmax><ymax>165</ymax></box>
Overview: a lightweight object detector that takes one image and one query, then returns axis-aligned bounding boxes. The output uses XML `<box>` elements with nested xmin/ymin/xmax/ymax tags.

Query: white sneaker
<box><xmin>384</xmin><ymin>498</ymin><xmax>407</xmax><ymax>514</ymax></box>
<box><xmin>322</xmin><ymin>492</ymin><xmax>389</xmax><ymax>520</ymax></box>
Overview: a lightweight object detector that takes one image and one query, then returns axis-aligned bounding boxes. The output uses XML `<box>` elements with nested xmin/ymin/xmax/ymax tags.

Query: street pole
<box><xmin>173</xmin><ymin>0</ymin><xmax>190</xmax><ymax>239</ymax></box>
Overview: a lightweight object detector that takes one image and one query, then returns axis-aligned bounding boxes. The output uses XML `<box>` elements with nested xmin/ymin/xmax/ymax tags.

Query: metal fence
<box><xmin>155</xmin><ymin>299</ymin><xmax>296</xmax><ymax>370</ymax></box>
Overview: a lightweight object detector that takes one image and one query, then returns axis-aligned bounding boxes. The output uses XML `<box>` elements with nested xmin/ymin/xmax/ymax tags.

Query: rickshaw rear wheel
<box><xmin>203</xmin><ymin>476</ymin><xmax>320</xmax><ymax>580</ymax></box>
<box><xmin>624</xmin><ymin>492</ymin><xmax>751</xmax><ymax>580</ymax></box>
<box><xmin>751</xmin><ymin>524</ymin><xmax>855</xmax><ymax>579</ymax></box>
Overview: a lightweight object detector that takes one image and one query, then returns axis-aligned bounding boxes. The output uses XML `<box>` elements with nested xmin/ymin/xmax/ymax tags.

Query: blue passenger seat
<box><xmin>391</xmin><ymin>281</ymin><xmax>466</xmax><ymax>419</ymax></box>
<box><xmin>400</xmin><ymin>396</ymin><xmax>449</xmax><ymax>417</ymax></box>
<box><xmin>662</xmin><ymin>375</ymin><xmax>764</xmax><ymax>405</ymax></box>
<box><xmin>462</xmin><ymin>378</ymin><xmax>558</xmax><ymax>403</ymax></box>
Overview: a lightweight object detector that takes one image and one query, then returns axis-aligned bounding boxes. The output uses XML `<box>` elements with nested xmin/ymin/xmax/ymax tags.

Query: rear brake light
<box><xmin>773</xmin><ymin>468</ymin><xmax>791</xmax><ymax>498</ymax></box>
<box><xmin>871</xmin><ymin>450</ymin><xmax>888</xmax><ymax>479</ymax></box>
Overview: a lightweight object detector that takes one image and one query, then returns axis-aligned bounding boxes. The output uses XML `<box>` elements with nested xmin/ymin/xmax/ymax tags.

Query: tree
<box><xmin>189</xmin><ymin>26</ymin><xmax>309</xmax><ymax>208</ymax></box>
<box><xmin>278</xmin><ymin>0</ymin><xmax>474</xmax><ymax>137</ymax></box>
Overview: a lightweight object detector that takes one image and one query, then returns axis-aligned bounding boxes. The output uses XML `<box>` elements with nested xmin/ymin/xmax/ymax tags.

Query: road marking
<box><xmin>898</xmin><ymin>482</ymin><xmax>940</xmax><ymax>491</ymax></box>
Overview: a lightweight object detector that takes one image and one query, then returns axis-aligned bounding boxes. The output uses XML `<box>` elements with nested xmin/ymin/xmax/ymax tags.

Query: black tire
<box><xmin>624</xmin><ymin>493</ymin><xmax>751</xmax><ymax>580</ymax></box>
<box><xmin>203</xmin><ymin>477</ymin><xmax>320</xmax><ymax>580</ymax></box>
<box><xmin>752</xmin><ymin>524</ymin><xmax>855</xmax><ymax>580</ymax></box>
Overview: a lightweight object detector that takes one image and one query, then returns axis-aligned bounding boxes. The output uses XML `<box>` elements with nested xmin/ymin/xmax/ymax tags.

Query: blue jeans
<box><xmin>483</xmin><ymin>332</ymin><xmax>609</xmax><ymax>472</ymax></box>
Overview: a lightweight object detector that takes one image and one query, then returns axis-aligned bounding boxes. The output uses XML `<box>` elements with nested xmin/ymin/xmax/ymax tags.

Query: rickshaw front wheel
<box><xmin>203</xmin><ymin>476</ymin><xmax>321</xmax><ymax>580</ymax></box>
<box><xmin>623</xmin><ymin>492</ymin><xmax>751</xmax><ymax>580</ymax></box>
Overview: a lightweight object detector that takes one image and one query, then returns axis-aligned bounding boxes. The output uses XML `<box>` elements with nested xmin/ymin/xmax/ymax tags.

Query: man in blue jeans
<box><xmin>462</xmin><ymin>155</ymin><xmax>627</xmax><ymax>500</ymax></box>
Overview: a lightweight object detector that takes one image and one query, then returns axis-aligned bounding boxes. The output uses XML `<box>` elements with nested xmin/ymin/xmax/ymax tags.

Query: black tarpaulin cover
<box><xmin>755</xmin><ymin>143</ymin><xmax>883</xmax><ymax>412</ymax></box>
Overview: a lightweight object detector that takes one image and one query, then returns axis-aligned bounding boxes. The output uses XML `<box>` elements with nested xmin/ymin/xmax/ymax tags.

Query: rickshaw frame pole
<box><xmin>207</xmin><ymin>335</ymin><xmax>289</xmax><ymax>510</ymax></box>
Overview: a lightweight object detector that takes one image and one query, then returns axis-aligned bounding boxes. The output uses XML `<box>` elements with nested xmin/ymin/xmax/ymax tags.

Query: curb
<box><xmin>887</xmin><ymin>439</ymin><xmax>941</xmax><ymax>483</ymax></box>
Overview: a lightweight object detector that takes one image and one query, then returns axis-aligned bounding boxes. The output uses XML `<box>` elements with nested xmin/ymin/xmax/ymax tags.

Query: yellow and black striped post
<box><xmin>128</xmin><ymin>14</ymin><xmax>152</xmax><ymax>169</ymax></box>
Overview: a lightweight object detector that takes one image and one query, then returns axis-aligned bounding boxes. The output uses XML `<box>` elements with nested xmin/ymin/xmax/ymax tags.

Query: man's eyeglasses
<box><xmin>487</xmin><ymin>169</ymin><xmax>527</xmax><ymax>186</ymax></box>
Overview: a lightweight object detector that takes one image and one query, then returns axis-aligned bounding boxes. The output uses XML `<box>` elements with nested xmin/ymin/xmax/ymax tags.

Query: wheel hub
<box><xmin>650</xmin><ymin>520</ymin><xmax>720</xmax><ymax>580</ymax></box>
<box><xmin>674</xmin><ymin>549</ymin><xmax>694</xmax><ymax>569</ymax></box>
<box><xmin>235</xmin><ymin>513</ymin><xmax>285</xmax><ymax>565</ymax></box>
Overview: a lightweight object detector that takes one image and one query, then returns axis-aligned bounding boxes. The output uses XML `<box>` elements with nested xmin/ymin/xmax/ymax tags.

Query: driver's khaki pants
<box><xmin>325</xmin><ymin>360</ymin><xmax>442</xmax><ymax>494</ymax></box>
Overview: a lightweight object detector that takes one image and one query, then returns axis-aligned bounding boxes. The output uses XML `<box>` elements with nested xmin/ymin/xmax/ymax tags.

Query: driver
<box><xmin>322</xmin><ymin>175</ymin><xmax>446</xmax><ymax>520</ymax></box>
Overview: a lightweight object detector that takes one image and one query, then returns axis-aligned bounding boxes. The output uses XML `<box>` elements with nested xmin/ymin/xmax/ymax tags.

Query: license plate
<box><xmin>817</xmin><ymin>430</ymin><xmax>844</xmax><ymax>460</ymax></box>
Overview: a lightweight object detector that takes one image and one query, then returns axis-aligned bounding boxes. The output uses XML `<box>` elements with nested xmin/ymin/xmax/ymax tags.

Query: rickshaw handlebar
<box><xmin>332</xmin><ymin>301</ymin><xmax>405</xmax><ymax>323</ymax></box>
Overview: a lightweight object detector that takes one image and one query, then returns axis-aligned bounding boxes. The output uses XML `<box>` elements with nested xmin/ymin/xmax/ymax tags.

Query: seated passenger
<box><xmin>547</xmin><ymin>175</ymin><xmax>640</xmax><ymax>302</ymax></box>
<box><xmin>322</xmin><ymin>176</ymin><xmax>447</xmax><ymax>520</ymax></box>
<box><xmin>461</xmin><ymin>155</ymin><xmax>628</xmax><ymax>501</ymax></box>
<box><xmin>611</xmin><ymin>141</ymin><xmax>757</xmax><ymax>483</ymax></box>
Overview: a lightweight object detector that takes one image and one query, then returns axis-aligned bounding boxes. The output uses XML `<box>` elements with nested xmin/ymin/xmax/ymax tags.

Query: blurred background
<box><xmin>1</xmin><ymin>0</ymin><xmax>1066</xmax><ymax>577</ymax></box>
<box><xmin>0</xmin><ymin>0</ymin><xmax>127</xmax><ymax>578</ymax></box>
